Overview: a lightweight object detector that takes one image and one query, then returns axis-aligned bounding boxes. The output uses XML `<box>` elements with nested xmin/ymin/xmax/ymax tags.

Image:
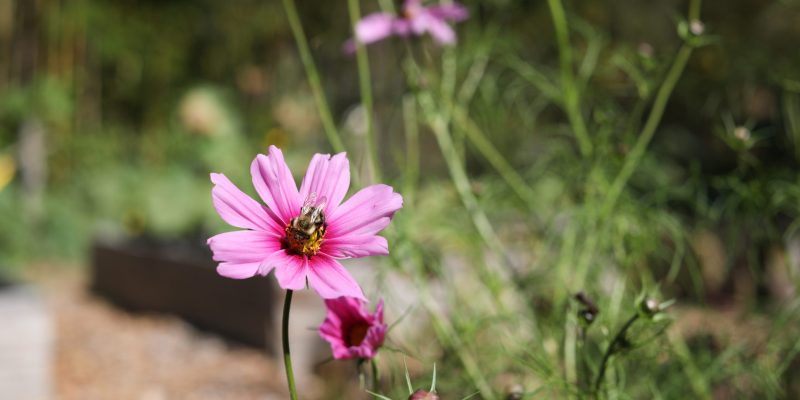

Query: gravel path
<box><xmin>35</xmin><ymin>267</ymin><xmax>287</xmax><ymax>400</ymax></box>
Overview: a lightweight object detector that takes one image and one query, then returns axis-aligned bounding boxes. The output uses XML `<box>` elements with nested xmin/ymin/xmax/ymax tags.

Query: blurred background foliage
<box><xmin>2</xmin><ymin>0</ymin><xmax>800</xmax><ymax>398</ymax></box>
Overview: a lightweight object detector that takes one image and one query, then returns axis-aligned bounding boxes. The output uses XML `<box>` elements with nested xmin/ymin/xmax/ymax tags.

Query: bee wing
<box><xmin>314</xmin><ymin>195</ymin><xmax>327</xmax><ymax>211</ymax></box>
<box><xmin>301</xmin><ymin>192</ymin><xmax>327</xmax><ymax>217</ymax></box>
<box><xmin>303</xmin><ymin>192</ymin><xmax>317</xmax><ymax>208</ymax></box>
<box><xmin>303</xmin><ymin>191</ymin><xmax>327</xmax><ymax>207</ymax></box>
<box><xmin>301</xmin><ymin>192</ymin><xmax>319</xmax><ymax>215</ymax></box>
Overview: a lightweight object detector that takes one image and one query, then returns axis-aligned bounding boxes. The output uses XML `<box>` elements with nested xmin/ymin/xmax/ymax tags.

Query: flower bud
<box><xmin>639</xmin><ymin>297</ymin><xmax>660</xmax><ymax>317</ymax></box>
<box><xmin>689</xmin><ymin>20</ymin><xmax>705</xmax><ymax>35</ymax></box>
<box><xmin>734</xmin><ymin>126</ymin><xmax>751</xmax><ymax>142</ymax></box>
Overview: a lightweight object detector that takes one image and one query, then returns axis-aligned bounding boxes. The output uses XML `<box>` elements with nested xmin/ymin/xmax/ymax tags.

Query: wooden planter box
<box><xmin>90</xmin><ymin>237</ymin><xmax>276</xmax><ymax>353</ymax></box>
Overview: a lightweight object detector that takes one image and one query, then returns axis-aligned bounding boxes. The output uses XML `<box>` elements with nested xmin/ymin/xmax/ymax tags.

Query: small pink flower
<box><xmin>353</xmin><ymin>0</ymin><xmax>468</xmax><ymax>46</ymax></box>
<box><xmin>319</xmin><ymin>296</ymin><xmax>387</xmax><ymax>360</ymax></box>
<box><xmin>207</xmin><ymin>145</ymin><xmax>403</xmax><ymax>300</ymax></box>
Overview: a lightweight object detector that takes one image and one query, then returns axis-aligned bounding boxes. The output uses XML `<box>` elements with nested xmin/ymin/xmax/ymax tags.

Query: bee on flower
<box><xmin>207</xmin><ymin>145</ymin><xmax>403</xmax><ymax>300</ymax></box>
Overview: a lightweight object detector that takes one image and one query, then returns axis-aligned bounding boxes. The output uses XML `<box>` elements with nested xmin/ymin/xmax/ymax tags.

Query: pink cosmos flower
<box><xmin>354</xmin><ymin>0</ymin><xmax>468</xmax><ymax>46</ymax></box>
<box><xmin>207</xmin><ymin>145</ymin><xmax>403</xmax><ymax>300</ymax></box>
<box><xmin>319</xmin><ymin>296</ymin><xmax>387</xmax><ymax>360</ymax></box>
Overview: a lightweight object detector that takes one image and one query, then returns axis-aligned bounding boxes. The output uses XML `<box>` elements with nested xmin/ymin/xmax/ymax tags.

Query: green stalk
<box><xmin>414</xmin><ymin>272</ymin><xmax>497</xmax><ymax>400</ymax></box>
<box><xmin>385</xmin><ymin>241</ymin><xmax>494</xmax><ymax>399</ymax></box>
<box><xmin>417</xmin><ymin>90</ymin><xmax>513</xmax><ymax>284</ymax></box>
<box><xmin>402</xmin><ymin>95</ymin><xmax>420</xmax><ymax>205</ymax></box>
<box><xmin>453</xmin><ymin>107</ymin><xmax>537</xmax><ymax>210</ymax></box>
<box><xmin>564</xmin><ymin>312</ymin><xmax>578</xmax><ymax>392</ymax></box>
<box><xmin>370</xmin><ymin>358</ymin><xmax>379</xmax><ymax>391</ymax></box>
<box><xmin>598</xmin><ymin>44</ymin><xmax>692</xmax><ymax>219</ymax></box>
<box><xmin>282</xmin><ymin>290</ymin><xmax>298</xmax><ymax>400</ymax></box>
<box><xmin>599</xmin><ymin>0</ymin><xmax>701</xmax><ymax>218</ymax></box>
<box><xmin>593</xmin><ymin>314</ymin><xmax>640</xmax><ymax>395</ymax></box>
<box><xmin>546</xmin><ymin>0</ymin><xmax>592</xmax><ymax>157</ymax></box>
<box><xmin>347</xmin><ymin>0</ymin><xmax>381</xmax><ymax>181</ymax></box>
<box><xmin>282</xmin><ymin>0</ymin><xmax>345</xmax><ymax>153</ymax></box>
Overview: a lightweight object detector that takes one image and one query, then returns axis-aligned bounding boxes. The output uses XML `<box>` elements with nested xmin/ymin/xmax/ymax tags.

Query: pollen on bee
<box><xmin>284</xmin><ymin>215</ymin><xmax>327</xmax><ymax>256</ymax></box>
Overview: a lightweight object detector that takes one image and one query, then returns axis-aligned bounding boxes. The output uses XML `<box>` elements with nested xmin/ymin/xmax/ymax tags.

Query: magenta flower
<box><xmin>207</xmin><ymin>145</ymin><xmax>403</xmax><ymax>300</ymax></box>
<box><xmin>354</xmin><ymin>0</ymin><xmax>468</xmax><ymax>46</ymax></box>
<box><xmin>319</xmin><ymin>296</ymin><xmax>387</xmax><ymax>360</ymax></box>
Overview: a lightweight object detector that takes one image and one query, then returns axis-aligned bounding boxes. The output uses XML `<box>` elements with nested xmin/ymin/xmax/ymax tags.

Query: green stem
<box><xmin>347</xmin><ymin>0</ymin><xmax>381</xmax><ymax>181</ymax></box>
<box><xmin>282</xmin><ymin>0</ymin><xmax>346</xmax><ymax>153</ymax></box>
<box><xmin>564</xmin><ymin>312</ymin><xmax>578</xmax><ymax>390</ymax></box>
<box><xmin>413</xmin><ymin>272</ymin><xmax>497</xmax><ymax>400</ymax></box>
<box><xmin>598</xmin><ymin>44</ymin><xmax>693</xmax><ymax>219</ymax></box>
<box><xmin>546</xmin><ymin>0</ymin><xmax>592</xmax><ymax>158</ymax></box>
<box><xmin>453</xmin><ymin>107</ymin><xmax>537</xmax><ymax>210</ymax></box>
<box><xmin>593</xmin><ymin>314</ymin><xmax>639</xmax><ymax>396</ymax></box>
<box><xmin>418</xmin><ymin>90</ymin><xmax>513</xmax><ymax>289</ymax></box>
<box><xmin>599</xmin><ymin>0</ymin><xmax>702</xmax><ymax>219</ymax></box>
<box><xmin>402</xmin><ymin>95</ymin><xmax>419</xmax><ymax>205</ymax></box>
<box><xmin>282</xmin><ymin>290</ymin><xmax>298</xmax><ymax>400</ymax></box>
<box><xmin>370</xmin><ymin>358</ymin><xmax>379</xmax><ymax>391</ymax></box>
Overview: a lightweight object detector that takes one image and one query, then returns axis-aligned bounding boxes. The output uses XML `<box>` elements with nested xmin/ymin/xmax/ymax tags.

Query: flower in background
<box><xmin>319</xmin><ymin>296</ymin><xmax>387</xmax><ymax>360</ymax></box>
<box><xmin>207</xmin><ymin>145</ymin><xmax>403</xmax><ymax>300</ymax></box>
<box><xmin>353</xmin><ymin>0</ymin><xmax>468</xmax><ymax>47</ymax></box>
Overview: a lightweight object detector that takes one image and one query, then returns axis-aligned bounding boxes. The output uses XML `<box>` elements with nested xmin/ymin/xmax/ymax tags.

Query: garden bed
<box><xmin>90</xmin><ymin>236</ymin><xmax>277</xmax><ymax>352</ymax></box>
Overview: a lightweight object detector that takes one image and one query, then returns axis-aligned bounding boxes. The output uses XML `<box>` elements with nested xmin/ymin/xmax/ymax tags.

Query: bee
<box><xmin>285</xmin><ymin>193</ymin><xmax>327</xmax><ymax>256</ymax></box>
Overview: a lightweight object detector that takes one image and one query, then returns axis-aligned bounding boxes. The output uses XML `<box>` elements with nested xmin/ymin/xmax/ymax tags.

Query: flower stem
<box><xmin>597</xmin><ymin>44</ymin><xmax>692</xmax><ymax>220</ymax></box>
<box><xmin>546</xmin><ymin>0</ymin><xmax>593</xmax><ymax>158</ymax></box>
<box><xmin>453</xmin><ymin>107</ymin><xmax>537</xmax><ymax>210</ymax></box>
<box><xmin>598</xmin><ymin>0</ymin><xmax>701</xmax><ymax>219</ymax></box>
<box><xmin>402</xmin><ymin>95</ymin><xmax>419</xmax><ymax>205</ymax></box>
<box><xmin>281</xmin><ymin>0</ymin><xmax>346</xmax><ymax>154</ymax></box>
<box><xmin>593</xmin><ymin>313</ymin><xmax>639</xmax><ymax>395</ymax></box>
<box><xmin>370</xmin><ymin>358</ymin><xmax>379</xmax><ymax>391</ymax></box>
<box><xmin>282</xmin><ymin>290</ymin><xmax>298</xmax><ymax>400</ymax></box>
<box><xmin>347</xmin><ymin>0</ymin><xmax>381</xmax><ymax>182</ymax></box>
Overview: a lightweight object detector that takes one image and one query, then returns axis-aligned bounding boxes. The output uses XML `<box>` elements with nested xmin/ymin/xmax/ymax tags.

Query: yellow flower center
<box><xmin>284</xmin><ymin>217</ymin><xmax>326</xmax><ymax>256</ymax></box>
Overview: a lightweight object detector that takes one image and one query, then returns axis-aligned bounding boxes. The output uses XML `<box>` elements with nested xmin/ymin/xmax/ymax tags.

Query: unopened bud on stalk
<box><xmin>734</xmin><ymin>126</ymin><xmax>751</xmax><ymax>142</ymax></box>
<box><xmin>409</xmin><ymin>389</ymin><xmax>439</xmax><ymax>400</ymax></box>
<box><xmin>639</xmin><ymin>298</ymin><xmax>660</xmax><ymax>317</ymax></box>
<box><xmin>689</xmin><ymin>20</ymin><xmax>705</xmax><ymax>35</ymax></box>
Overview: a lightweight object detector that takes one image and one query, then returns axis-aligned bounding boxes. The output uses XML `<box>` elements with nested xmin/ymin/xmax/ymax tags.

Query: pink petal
<box><xmin>210</xmin><ymin>173</ymin><xmax>282</xmax><ymax>233</ymax></box>
<box><xmin>360</xmin><ymin>326</ymin><xmax>386</xmax><ymax>358</ymax></box>
<box><xmin>327</xmin><ymin>184</ymin><xmax>403</xmax><ymax>238</ymax></box>
<box><xmin>428</xmin><ymin>3</ymin><xmax>469</xmax><ymax>21</ymax></box>
<box><xmin>298</xmin><ymin>152</ymin><xmax>350</xmax><ymax>215</ymax></box>
<box><xmin>423</xmin><ymin>16</ymin><xmax>457</xmax><ymax>45</ymax></box>
<box><xmin>216</xmin><ymin>262</ymin><xmax>262</xmax><ymax>279</ymax></box>
<box><xmin>207</xmin><ymin>230</ymin><xmax>282</xmax><ymax>264</ymax></box>
<box><xmin>325</xmin><ymin>296</ymin><xmax>369</xmax><ymax>322</ymax></box>
<box><xmin>392</xmin><ymin>19</ymin><xmax>413</xmax><ymax>36</ymax></box>
<box><xmin>272</xmin><ymin>251</ymin><xmax>309</xmax><ymax>291</ymax></box>
<box><xmin>251</xmin><ymin>146</ymin><xmax>301</xmax><ymax>224</ymax></box>
<box><xmin>373</xmin><ymin>299</ymin><xmax>385</xmax><ymax>324</ymax></box>
<box><xmin>307</xmin><ymin>255</ymin><xmax>366</xmax><ymax>301</ymax></box>
<box><xmin>322</xmin><ymin>235</ymin><xmax>388</xmax><ymax>259</ymax></box>
<box><xmin>409</xmin><ymin>13</ymin><xmax>429</xmax><ymax>35</ymax></box>
<box><xmin>355</xmin><ymin>13</ymin><xmax>398</xmax><ymax>44</ymax></box>
<box><xmin>318</xmin><ymin>318</ymin><xmax>345</xmax><ymax>350</ymax></box>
